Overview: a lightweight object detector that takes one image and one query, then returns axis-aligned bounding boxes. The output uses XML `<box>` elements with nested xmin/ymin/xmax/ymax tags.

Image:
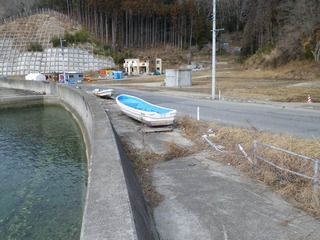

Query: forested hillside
<box><xmin>1</xmin><ymin>0</ymin><xmax>320</xmax><ymax>66</ymax></box>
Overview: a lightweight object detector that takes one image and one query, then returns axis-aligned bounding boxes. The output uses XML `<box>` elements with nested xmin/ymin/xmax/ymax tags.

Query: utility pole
<box><xmin>212</xmin><ymin>0</ymin><xmax>216</xmax><ymax>100</ymax></box>
<box><xmin>60</xmin><ymin>37</ymin><xmax>66</xmax><ymax>83</ymax></box>
<box><xmin>212</xmin><ymin>0</ymin><xmax>223</xmax><ymax>100</ymax></box>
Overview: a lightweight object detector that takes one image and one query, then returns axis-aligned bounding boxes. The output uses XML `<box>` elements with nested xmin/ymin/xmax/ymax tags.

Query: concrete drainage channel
<box><xmin>0</xmin><ymin>78</ymin><xmax>159</xmax><ymax>240</ymax></box>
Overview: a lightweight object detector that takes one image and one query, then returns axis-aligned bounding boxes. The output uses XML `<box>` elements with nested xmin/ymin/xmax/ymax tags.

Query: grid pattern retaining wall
<box><xmin>0</xmin><ymin>9</ymin><xmax>114</xmax><ymax>76</ymax></box>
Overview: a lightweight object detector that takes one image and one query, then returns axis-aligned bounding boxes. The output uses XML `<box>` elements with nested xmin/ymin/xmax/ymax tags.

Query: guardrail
<box><xmin>253</xmin><ymin>140</ymin><xmax>319</xmax><ymax>202</ymax></box>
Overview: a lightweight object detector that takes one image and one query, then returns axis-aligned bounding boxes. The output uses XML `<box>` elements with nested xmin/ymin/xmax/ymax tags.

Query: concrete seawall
<box><xmin>0</xmin><ymin>78</ymin><xmax>159</xmax><ymax>240</ymax></box>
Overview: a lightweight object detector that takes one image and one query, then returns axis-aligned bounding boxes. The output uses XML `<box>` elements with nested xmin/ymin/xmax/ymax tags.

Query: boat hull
<box><xmin>116</xmin><ymin>94</ymin><xmax>176</xmax><ymax>126</ymax></box>
<box><xmin>93</xmin><ymin>89</ymin><xmax>115</xmax><ymax>98</ymax></box>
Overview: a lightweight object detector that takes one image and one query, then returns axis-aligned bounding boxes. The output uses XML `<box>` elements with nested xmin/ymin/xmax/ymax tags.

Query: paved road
<box><xmin>3</xmin><ymin>84</ymin><xmax>320</xmax><ymax>239</ymax></box>
<box><xmin>87</xmin><ymin>85</ymin><xmax>320</xmax><ymax>139</ymax></box>
<box><xmin>101</xmin><ymin>93</ymin><xmax>320</xmax><ymax>240</ymax></box>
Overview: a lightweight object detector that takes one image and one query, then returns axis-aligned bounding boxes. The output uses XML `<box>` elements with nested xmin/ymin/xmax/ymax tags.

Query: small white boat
<box><xmin>92</xmin><ymin>88</ymin><xmax>115</xmax><ymax>98</ymax></box>
<box><xmin>116</xmin><ymin>94</ymin><xmax>176</xmax><ymax>126</ymax></box>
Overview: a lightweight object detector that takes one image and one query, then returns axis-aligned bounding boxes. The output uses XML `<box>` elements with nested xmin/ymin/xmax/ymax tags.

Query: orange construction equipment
<box><xmin>84</xmin><ymin>75</ymin><xmax>95</xmax><ymax>82</ymax></box>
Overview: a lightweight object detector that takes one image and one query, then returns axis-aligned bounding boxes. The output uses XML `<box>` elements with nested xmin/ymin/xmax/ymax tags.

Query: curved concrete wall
<box><xmin>0</xmin><ymin>78</ymin><xmax>56</xmax><ymax>94</ymax></box>
<box><xmin>0</xmin><ymin>79</ymin><xmax>159</xmax><ymax>240</ymax></box>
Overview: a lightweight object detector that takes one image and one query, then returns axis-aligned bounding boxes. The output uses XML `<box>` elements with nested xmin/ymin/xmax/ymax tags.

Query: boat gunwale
<box><xmin>115</xmin><ymin>94</ymin><xmax>176</xmax><ymax>126</ymax></box>
<box><xmin>116</xmin><ymin>94</ymin><xmax>176</xmax><ymax>116</ymax></box>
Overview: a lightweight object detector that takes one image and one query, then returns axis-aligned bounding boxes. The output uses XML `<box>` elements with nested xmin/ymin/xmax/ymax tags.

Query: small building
<box><xmin>165</xmin><ymin>69</ymin><xmax>192</xmax><ymax>87</ymax></box>
<box><xmin>149</xmin><ymin>58</ymin><xmax>162</xmax><ymax>74</ymax></box>
<box><xmin>43</xmin><ymin>72</ymin><xmax>59</xmax><ymax>82</ymax></box>
<box><xmin>123</xmin><ymin>58</ymin><xmax>162</xmax><ymax>75</ymax></box>
<box><xmin>123</xmin><ymin>58</ymin><xmax>140</xmax><ymax>75</ymax></box>
<box><xmin>43</xmin><ymin>72</ymin><xmax>83</xmax><ymax>83</ymax></box>
<box><xmin>65</xmin><ymin>72</ymin><xmax>84</xmax><ymax>83</ymax></box>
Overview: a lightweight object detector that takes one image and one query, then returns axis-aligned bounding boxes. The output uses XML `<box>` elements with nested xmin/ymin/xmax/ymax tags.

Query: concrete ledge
<box><xmin>0</xmin><ymin>79</ymin><xmax>159</xmax><ymax>240</ymax></box>
<box><xmin>0</xmin><ymin>95</ymin><xmax>46</xmax><ymax>109</ymax></box>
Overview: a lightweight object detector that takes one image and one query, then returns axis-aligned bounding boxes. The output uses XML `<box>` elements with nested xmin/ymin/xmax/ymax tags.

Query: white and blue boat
<box><xmin>116</xmin><ymin>94</ymin><xmax>177</xmax><ymax>126</ymax></box>
<box><xmin>92</xmin><ymin>88</ymin><xmax>115</xmax><ymax>98</ymax></box>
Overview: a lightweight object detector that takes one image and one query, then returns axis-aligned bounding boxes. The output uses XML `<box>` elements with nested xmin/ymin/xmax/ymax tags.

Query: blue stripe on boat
<box><xmin>117</xmin><ymin>95</ymin><xmax>171</xmax><ymax>114</ymax></box>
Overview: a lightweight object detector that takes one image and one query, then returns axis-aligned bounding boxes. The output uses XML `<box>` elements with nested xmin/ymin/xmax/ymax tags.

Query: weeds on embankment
<box><xmin>122</xmin><ymin>116</ymin><xmax>320</xmax><ymax>217</ymax></box>
<box><xmin>176</xmin><ymin>116</ymin><xmax>320</xmax><ymax>217</ymax></box>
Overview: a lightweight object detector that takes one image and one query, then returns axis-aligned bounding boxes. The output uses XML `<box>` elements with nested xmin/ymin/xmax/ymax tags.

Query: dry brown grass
<box><xmin>120</xmin><ymin>119</ymin><xmax>208</xmax><ymax>209</ymax></box>
<box><xmin>187</xmin><ymin>67</ymin><xmax>320</xmax><ymax>102</ymax></box>
<box><xmin>120</xmin><ymin>116</ymin><xmax>320</xmax><ymax>217</ymax></box>
<box><xmin>176</xmin><ymin>116</ymin><xmax>320</xmax><ymax>217</ymax></box>
<box><xmin>105</xmin><ymin>58</ymin><xmax>320</xmax><ymax>102</ymax></box>
<box><xmin>113</xmin><ymin>58</ymin><xmax>320</xmax><ymax>213</ymax></box>
<box><xmin>121</xmin><ymin>140</ymin><xmax>164</xmax><ymax>209</ymax></box>
<box><xmin>163</xmin><ymin>140</ymin><xmax>190</xmax><ymax>160</ymax></box>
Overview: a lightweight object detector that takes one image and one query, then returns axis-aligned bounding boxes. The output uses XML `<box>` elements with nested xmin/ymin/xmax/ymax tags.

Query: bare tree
<box><xmin>277</xmin><ymin>0</ymin><xmax>320</xmax><ymax>61</ymax></box>
<box><xmin>0</xmin><ymin>0</ymin><xmax>36</xmax><ymax>18</ymax></box>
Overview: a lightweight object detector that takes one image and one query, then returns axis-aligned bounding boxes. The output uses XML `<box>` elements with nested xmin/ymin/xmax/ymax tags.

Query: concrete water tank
<box><xmin>165</xmin><ymin>69</ymin><xmax>192</xmax><ymax>87</ymax></box>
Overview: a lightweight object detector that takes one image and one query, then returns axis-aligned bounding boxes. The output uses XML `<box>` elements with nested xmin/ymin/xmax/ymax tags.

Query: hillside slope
<box><xmin>0</xmin><ymin>10</ymin><xmax>114</xmax><ymax>76</ymax></box>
